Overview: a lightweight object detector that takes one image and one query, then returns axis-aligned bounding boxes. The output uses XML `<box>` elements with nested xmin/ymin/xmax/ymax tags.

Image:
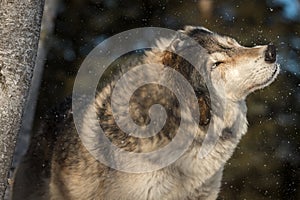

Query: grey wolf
<box><xmin>12</xmin><ymin>26</ymin><xmax>279</xmax><ymax>200</ymax></box>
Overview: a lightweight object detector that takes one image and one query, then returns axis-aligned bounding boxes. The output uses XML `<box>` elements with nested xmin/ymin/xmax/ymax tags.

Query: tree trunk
<box><xmin>0</xmin><ymin>0</ymin><xmax>44</xmax><ymax>199</ymax></box>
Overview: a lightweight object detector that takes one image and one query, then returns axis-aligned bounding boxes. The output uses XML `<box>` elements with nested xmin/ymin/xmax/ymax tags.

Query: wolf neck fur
<box><xmin>173</xmin><ymin>99</ymin><xmax>248</xmax><ymax>179</ymax></box>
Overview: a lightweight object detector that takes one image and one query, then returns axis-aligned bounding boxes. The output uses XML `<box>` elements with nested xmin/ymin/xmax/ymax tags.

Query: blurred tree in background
<box><xmin>31</xmin><ymin>0</ymin><xmax>300</xmax><ymax>199</ymax></box>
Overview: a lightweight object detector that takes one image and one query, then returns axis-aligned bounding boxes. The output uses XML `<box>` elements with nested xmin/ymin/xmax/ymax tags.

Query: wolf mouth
<box><xmin>249</xmin><ymin>63</ymin><xmax>279</xmax><ymax>91</ymax></box>
<box><xmin>262</xmin><ymin>64</ymin><xmax>279</xmax><ymax>85</ymax></box>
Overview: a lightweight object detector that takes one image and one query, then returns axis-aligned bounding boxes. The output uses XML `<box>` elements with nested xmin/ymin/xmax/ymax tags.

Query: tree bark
<box><xmin>0</xmin><ymin>0</ymin><xmax>44</xmax><ymax>199</ymax></box>
<box><xmin>12</xmin><ymin>0</ymin><xmax>59</xmax><ymax>175</ymax></box>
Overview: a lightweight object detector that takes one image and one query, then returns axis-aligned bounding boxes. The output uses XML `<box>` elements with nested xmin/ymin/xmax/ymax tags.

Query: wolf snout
<box><xmin>264</xmin><ymin>44</ymin><xmax>276</xmax><ymax>63</ymax></box>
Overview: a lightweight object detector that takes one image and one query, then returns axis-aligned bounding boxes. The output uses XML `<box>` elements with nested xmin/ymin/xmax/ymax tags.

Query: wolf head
<box><xmin>164</xmin><ymin>26</ymin><xmax>280</xmax><ymax>102</ymax></box>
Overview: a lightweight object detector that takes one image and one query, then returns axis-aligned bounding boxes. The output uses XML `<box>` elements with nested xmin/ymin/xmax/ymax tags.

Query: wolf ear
<box><xmin>161</xmin><ymin>50</ymin><xmax>211</xmax><ymax>126</ymax></box>
<box><xmin>162</xmin><ymin>49</ymin><xmax>192</xmax><ymax>79</ymax></box>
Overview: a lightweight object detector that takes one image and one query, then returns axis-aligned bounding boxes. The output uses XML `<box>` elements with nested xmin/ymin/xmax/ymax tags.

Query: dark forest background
<box><xmin>25</xmin><ymin>0</ymin><xmax>300</xmax><ymax>199</ymax></box>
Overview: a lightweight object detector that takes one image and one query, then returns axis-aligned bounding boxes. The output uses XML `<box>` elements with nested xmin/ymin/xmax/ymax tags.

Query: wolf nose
<box><xmin>264</xmin><ymin>44</ymin><xmax>276</xmax><ymax>63</ymax></box>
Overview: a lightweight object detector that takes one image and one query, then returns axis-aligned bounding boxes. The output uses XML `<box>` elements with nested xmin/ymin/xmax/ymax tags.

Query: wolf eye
<box><xmin>212</xmin><ymin>61</ymin><xmax>224</xmax><ymax>69</ymax></box>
